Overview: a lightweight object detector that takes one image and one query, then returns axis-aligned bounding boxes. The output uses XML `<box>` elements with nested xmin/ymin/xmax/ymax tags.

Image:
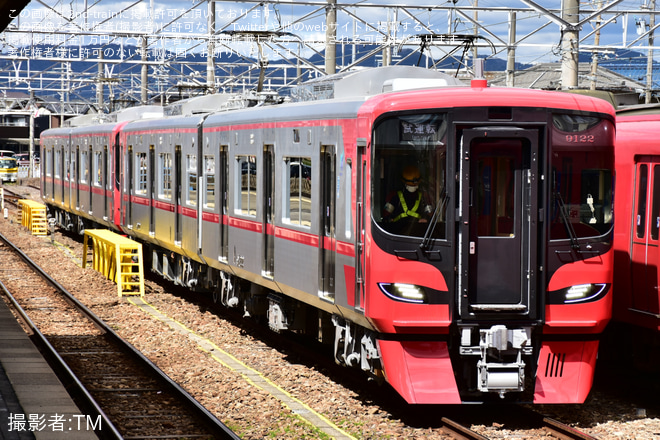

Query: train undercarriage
<box><xmin>51</xmin><ymin>208</ymin><xmax>384</xmax><ymax>382</ymax></box>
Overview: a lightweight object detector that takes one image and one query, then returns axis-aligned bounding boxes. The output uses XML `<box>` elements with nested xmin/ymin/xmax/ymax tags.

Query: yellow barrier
<box><xmin>82</xmin><ymin>229</ymin><xmax>145</xmax><ymax>297</ymax></box>
<box><xmin>18</xmin><ymin>199</ymin><xmax>48</xmax><ymax>236</ymax></box>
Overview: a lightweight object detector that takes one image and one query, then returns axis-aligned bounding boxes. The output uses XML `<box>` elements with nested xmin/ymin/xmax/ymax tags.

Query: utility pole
<box><xmin>141</xmin><ymin>37</ymin><xmax>148</xmax><ymax>105</ymax></box>
<box><xmin>325</xmin><ymin>0</ymin><xmax>337</xmax><ymax>75</ymax></box>
<box><xmin>506</xmin><ymin>11</ymin><xmax>516</xmax><ymax>87</ymax></box>
<box><xmin>29</xmin><ymin>90</ymin><xmax>35</xmax><ymax>179</ymax></box>
<box><xmin>561</xmin><ymin>0</ymin><xmax>579</xmax><ymax>89</ymax></box>
<box><xmin>97</xmin><ymin>51</ymin><xmax>104</xmax><ymax>109</ymax></box>
<box><xmin>590</xmin><ymin>1</ymin><xmax>602</xmax><ymax>91</ymax></box>
<box><xmin>647</xmin><ymin>0</ymin><xmax>656</xmax><ymax>104</ymax></box>
<box><xmin>473</xmin><ymin>0</ymin><xmax>479</xmax><ymax>70</ymax></box>
<box><xmin>207</xmin><ymin>0</ymin><xmax>216</xmax><ymax>94</ymax></box>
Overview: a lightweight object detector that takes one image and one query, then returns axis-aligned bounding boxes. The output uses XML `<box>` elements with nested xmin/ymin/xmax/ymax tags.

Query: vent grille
<box><xmin>544</xmin><ymin>352</ymin><xmax>566</xmax><ymax>377</ymax></box>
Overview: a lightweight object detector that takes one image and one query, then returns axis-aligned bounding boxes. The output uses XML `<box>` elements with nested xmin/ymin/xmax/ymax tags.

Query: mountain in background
<box><xmin>1</xmin><ymin>43</ymin><xmax>655</xmax><ymax>101</ymax></box>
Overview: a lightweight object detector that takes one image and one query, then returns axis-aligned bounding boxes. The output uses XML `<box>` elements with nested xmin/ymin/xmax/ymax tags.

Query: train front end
<box><xmin>360</xmin><ymin>86</ymin><xmax>615</xmax><ymax>403</ymax></box>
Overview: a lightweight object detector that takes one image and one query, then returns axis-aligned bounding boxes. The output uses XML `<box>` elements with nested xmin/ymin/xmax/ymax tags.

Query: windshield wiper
<box><xmin>420</xmin><ymin>190</ymin><xmax>449</xmax><ymax>253</ymax></box>
<box><xmin>555</xmin><ymin>191</ymin><xmax>580</xmax><ymax>250</ymax></box>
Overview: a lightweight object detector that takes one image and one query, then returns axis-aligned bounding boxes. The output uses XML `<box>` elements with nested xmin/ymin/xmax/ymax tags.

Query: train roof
<box><xmin>164</xmin><ymin>92</ymin><xmax>286</xmax><ymax>117</ymax></box>
<box><xmin>615</xmin><ymin>114</ymin><xmax>660</xmax><ymax>158</ymax></box>
<box><xmin>203</xmin><ymin>96</ymin><xmax>367</xmax><ymax>128</ymax></box>
<box><xmin>291</xmin><ymin>65</ymin><xmax>465</xmax><ymax>101</ymax></box>
<box><xmin>42</xmin><ymin>66</ymin><xmax>615</xmax><ymax>139</ymax></box>
<box><xmin>616</xmin><ymin>103</ymin><xmax>660</xmax><ymax>119</ymax></box>
<box><xmin>64</xmin><ymin>105</ymin><xmax>164</xmax><ymax>127</ymax></box>
<box><xmin>358</xmin><ymin>84</ymin><xmax>617</xmax><ymax>118</ymax></box>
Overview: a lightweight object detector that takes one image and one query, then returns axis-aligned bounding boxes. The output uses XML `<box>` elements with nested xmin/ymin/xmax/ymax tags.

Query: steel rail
<box><xmin>0</xmin><ymin>230</ymin><xmax>241</xmax><ymax>440</ymax></box>
<box><xmin>543</xmin><ymin>416</ymin><xmax>600</xmax><ymax>440</ymax></box>
<box><xmin>440</xmin><ymin>417</ymin><xmax>490</xmax><ymax>440</ymax></box>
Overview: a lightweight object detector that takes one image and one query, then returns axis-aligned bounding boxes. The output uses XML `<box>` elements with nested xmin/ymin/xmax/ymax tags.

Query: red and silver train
<box><xmin>40</xmin><ymin>66</ymin><xmax>615</xmax><ymax>404</ymax></box>
<box><xmin>610</xmin><ymin>109</ymin><xmax>660</xmax><ymax>367</ymax></box>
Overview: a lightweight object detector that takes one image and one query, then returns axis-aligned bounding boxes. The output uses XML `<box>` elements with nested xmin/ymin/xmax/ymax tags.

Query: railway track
<box><xmin>0</xmin><ymin>230</ymin><xmax>240</xmax><ymax>440</ymax></box>
<box><xmin>433</xmin><ymin>413</ymin><xmax>599</xmax><ymax>440</ymax></box>
<box><xmin>542</xmin><ymin>416</ymin><xmax>600</xmax><ymax>440</ymax></box>
<box><xmin>0</xmin><ymin>186</ymin><xmax>23</xmax><ymax>207</ymax></box>
<box><xmin>0</xmin><ymin>191</ymin><xmax>624</xmax><ymax>439</ymax></box>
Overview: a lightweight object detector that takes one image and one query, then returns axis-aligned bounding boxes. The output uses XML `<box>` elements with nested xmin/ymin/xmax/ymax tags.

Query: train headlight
<box><xmin>563</xmin><ymin>283</ymin><xmax>607</xmax><ymax>303</ymax></box>
<box><xmin>378</xmin><ymin>283</ymin><xmax>427</xmax><ymax>304</ymax></box>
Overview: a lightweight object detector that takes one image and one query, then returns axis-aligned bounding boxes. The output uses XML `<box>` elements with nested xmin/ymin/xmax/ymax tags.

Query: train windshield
<box><xmin>550</xmin><ymin>114</ymin><xmax>614</xmax><ymax>240</ymax></box>
<box><xmin>371</xmin><ymin>112</ymin><xmax>448</xmax><ymax>239</ymax></box>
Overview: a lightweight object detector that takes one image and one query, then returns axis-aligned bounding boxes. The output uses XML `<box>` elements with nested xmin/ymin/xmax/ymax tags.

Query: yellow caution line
<box><xmin>127</xmin><ymin>296</ymin><xmax>357</xmax><ymax>440</ymax></box>
<box><xmin>51</xmin><ymin>240</ymin><xmax>84</xmax><ymax>267</ymax></box>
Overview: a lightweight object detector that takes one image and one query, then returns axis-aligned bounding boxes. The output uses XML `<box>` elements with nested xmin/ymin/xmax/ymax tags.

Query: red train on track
<box><xmin>609</xmin><ymin>109</ymin><xmax>660</xmax><ymax>368</ymax></box>
<box><xmin>40</xmin><ymin>66</ymin><xmax>615</xmax><ymax>404</ymax></box>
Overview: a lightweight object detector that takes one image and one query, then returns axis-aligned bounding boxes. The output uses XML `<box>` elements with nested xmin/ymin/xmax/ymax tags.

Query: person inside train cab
<box><xmin>382</xmin><ymin>165</ymin><xmax>433</xmax><ymax>235</ymax></box>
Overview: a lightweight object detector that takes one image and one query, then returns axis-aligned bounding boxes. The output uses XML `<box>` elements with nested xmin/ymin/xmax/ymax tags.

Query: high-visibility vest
<box><xmin>392</xmin><ymin>190</ymin><xmax>422</xmax><ymax>222</ymax></box>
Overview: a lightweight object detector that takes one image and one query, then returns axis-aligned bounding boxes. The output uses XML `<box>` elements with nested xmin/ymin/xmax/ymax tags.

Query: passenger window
<box><xmin>135</xmin><ymin>152</ymin><xmax>148</xmax><ymax>195</ymax></box>
<box><xmin>45</xmin><ymin>149</ymin><xmax>52</xmax><ymax>177</ymax></box>
<box><xmin>158</xmin><ymin>153</ymin><xmax>172</xmax><ymax>200</ymax></box>
<box><xmin>186</xmin><ymin>154</ymin><xmax>197</xmax><ymax>206</ymax></box>
<box><xmin>64</xmin><ymin>151</ymin><xmax>70</xmax><ymax>182</ymax></box>
<box><xmin>80</xmin><ymin>150</ymin><xmax>88</xmax><ymax>184</ymax></box>
<box><xmin>55</xmin><ymin>149</ymin><xmax>61</xmax><ymax>178</ymax></box>
<box><xmin>93</xmin><ymin>151</ymin><xmax>103</xmax><ymax>187</ymax></box>
<box><xmin>203</xmin><ymin>155</ymin><xmax>215</xmax><ymax>209</ymax></box>
<box><xmin>283</xmin><ymin>157</ymin><xmax>312</xmax><ymax>227</ymax></box>
<box><xmin>235</xmin><ymin>155</ymin><xmax>256</xmax><ymax>216</ymax></box>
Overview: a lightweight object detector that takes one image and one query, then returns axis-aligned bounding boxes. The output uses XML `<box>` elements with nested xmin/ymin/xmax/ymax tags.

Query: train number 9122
<box><xmin>566</xmin><ymin>134</ymin><xmax>595</xmax><ymax>143</ymax></box>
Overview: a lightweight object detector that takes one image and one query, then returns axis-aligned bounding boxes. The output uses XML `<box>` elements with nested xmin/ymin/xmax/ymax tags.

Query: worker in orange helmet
<box><xmin>382</xmin><ymin>165</ymin><xmax>433</xmax><ymax>235</ymax></box>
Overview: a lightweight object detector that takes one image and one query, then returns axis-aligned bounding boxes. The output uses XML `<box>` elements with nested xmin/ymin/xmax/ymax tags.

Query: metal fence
<box><xmin>17</xmin><ymin>165</ymin><xmax>40</xmax><ymax>179</ymax></box>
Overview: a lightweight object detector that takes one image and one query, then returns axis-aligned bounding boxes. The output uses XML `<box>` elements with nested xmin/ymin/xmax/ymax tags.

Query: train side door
<box><xmin>58</xmin><ymin>146</ymin><xmax>64</xmax><ymax>204</ymax></box>
<box><xmin>63</xmin><ymin>147</ymin><xmax>70</xmax><ymax>209</ymax></box>
<box><xmin>262</xmin><ymin>145</ymin><xmax>275</xmax><ymax>278</ymax></box>
<box><xmin>319</xmin><ymin>145</ymin><xmax>336</xmax><ymax>301</ymax></box>
<box><xmin>126</xmin><ymin>146</ymin><xmax>134</xmax><ymax>227</ymax></box>
<box><xmin>631</xmin><ymin>158</ymin><xmax>660</xmax><ymax>316</ymax></box>
<box><xmin>113</xmin><ymin>134</ymin><xmax>122</xmax><ymax>226</ymax></box>
<box><xmin>103</xmin><ymin>145</ymin><xmax>109</xmax><ymax>220</ymax></box>
<box><xmin>73</xmin><ymin>145</ymin><xmax>79</xmax><ymax>210</ymax></box>
<box><xmin>175</xmin><ymin>145</ymin><xmax>182</xmax><ymax>245</ymax></box>
<box><xmin>458</xmin><ymin>128</ymin><xmax>539</xmax><ymax>320</ymax></box>
<box><xmin>219</xmin><ymin>147</ymin><xmax>229</xmax><ymax>262</ymax></box>
<box><xmin>86</xmin><ymin>146</ymin><xmax>92</xmax><ymax>213</ymax></box>
<box><xmin>355</xmin><ymin>138</ymin><xmax>367</xmax><ymax>310</ymax></box>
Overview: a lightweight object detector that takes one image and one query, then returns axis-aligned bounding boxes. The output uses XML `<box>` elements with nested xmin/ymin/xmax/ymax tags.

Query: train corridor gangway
<box><xmin>82</xmin><ymin>229</ymin><xmax>144</xmax><ymax>297</ymax></box>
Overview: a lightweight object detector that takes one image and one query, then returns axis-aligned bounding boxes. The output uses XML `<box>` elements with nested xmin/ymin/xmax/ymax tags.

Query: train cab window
<box><xmin>158</xmin><ymin>153</ymin><xmax>173</xmax><ymax>200</ymax></box>
<box><xmin>550</xmin><ymin>115</ymin><xmax>614</xmax><ymax>240</ymax></box>
<box><xmin>283</xmin><ymin>157</ymin><xmax>312</xmax><ymax>227</ymax></box>
<box><xmin>135</xmin><ymin>152</ymin><xmax>148</xmax><ymax>195</ymax></box>
<box><xmin>203</xmin><ymin>155</ymin><xmax>215</xmax><ymax>209</ymax></box>
<box><xmin>186</xmin><ymin>154</ymin><xmax>197</xmax><ymax>206</ymax></box>
<box><xmin>235</xmin><ymin>155</ymin><xmax>256</xmax><ymax>216</ymax></box>
<box><xmin>371</xmin><ymin>112</ymin><xmax>448</xmax><ymax>239</ymax></box>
